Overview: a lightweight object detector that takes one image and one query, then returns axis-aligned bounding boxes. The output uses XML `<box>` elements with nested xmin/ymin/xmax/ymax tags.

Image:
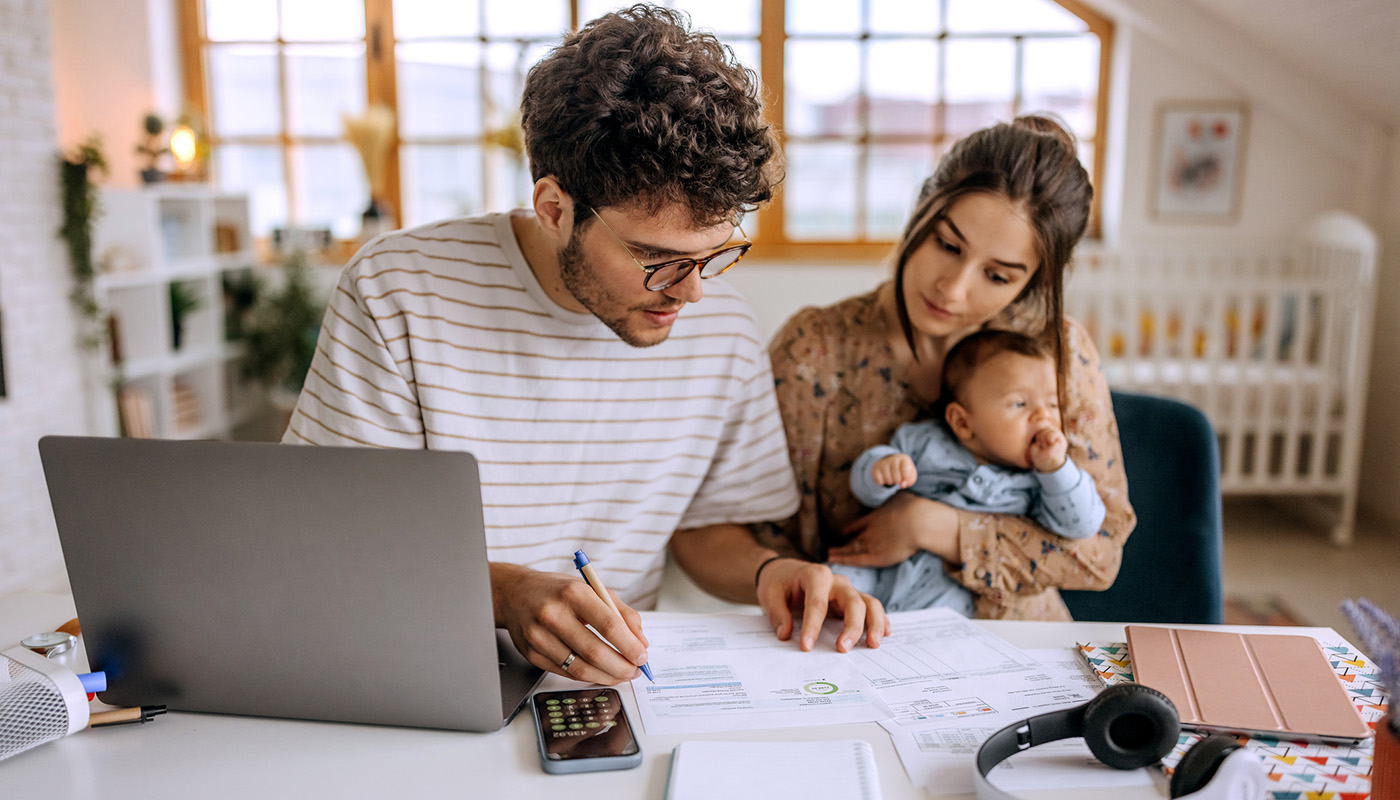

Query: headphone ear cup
<box><xmin>1169</xmin><ymin>734</ymin><xmax>1243</xmax><ymax>798</ymax></box>
<box><xmin>1081</xmin><ymin>684</ymin><xmax>1181</xmax><ymax>770</ymax></box>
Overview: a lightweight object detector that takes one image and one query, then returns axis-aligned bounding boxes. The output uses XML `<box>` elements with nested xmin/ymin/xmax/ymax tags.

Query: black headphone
<box><xmin>973</xmin><ymin>684</ymin><xmax>1268</xmax><ymax>799</ymax></box>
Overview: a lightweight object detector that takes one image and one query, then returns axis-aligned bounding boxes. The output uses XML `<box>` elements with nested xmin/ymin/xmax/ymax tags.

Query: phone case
<box><xmin>532</xmin><ymin>689</ymin><xmax>643</xmax><ymax>774</ymax></box>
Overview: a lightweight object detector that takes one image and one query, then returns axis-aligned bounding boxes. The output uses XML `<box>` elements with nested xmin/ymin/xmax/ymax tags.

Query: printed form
<box><xmin>632</xmin><ymin>612</ymin><xmax>884</xmax><ymax>734</ymax></box>
<box><xmin>630</xmin><ymin>608</ymin><xmax>1147</xmax><ymax>795</ymax></box>
<box><xmin>873</xmin><ymin>645</ymin><xmax>1150</xmax><ymax>796</ymax></box>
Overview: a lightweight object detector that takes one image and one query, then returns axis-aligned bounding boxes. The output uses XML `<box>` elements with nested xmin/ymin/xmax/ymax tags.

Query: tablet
<box><xmin>1126</xmin><ymin>625</ymin><xmax>1371</xmax><ymax>745</ymax></box>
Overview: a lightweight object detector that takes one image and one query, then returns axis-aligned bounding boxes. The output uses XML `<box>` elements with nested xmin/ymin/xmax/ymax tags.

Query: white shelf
<box><xmin>90</xmin><ymin>187</ymin><xmax>260</xmax><ymax>439</ymax></box>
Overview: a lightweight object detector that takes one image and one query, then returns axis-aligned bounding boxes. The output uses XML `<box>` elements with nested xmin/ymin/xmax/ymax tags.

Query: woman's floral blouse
<box><xmin>759</xmin><ymin>285</ymin><xmax>1136</xmax><ymax>621</ymax></box>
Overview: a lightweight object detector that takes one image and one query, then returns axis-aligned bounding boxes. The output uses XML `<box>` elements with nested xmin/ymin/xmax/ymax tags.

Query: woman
<box><xmin>762</xmin><ymin>115</ymin><xmax>1136</xmax><ymax>621</ymax></box>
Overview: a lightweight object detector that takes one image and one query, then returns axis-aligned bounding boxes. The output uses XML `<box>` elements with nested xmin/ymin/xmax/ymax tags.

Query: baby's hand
<box><xmin>872</xmin><ymin>454</ymin><xmax>918</xmax><ymax>489</ymax></box>
<box><xmin>1029</xmin><ymin>428</ymin><xmax>1067</xmax><ymax>473</ymax></box>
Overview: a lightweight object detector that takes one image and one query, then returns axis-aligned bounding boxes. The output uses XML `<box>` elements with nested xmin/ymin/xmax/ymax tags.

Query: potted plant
<box><xmin>168</xmin><ymin>281</ymin><xmax>202</xmax><ymax>351</ymax></box>
<box><xmin>58</xmin><ymin>135</ymin><xmax>108</xmax><ymax>351</ymax></box>
<box><xmin>240</xmin><ymin>251</ymin><xmax>323</xmax><ymax>401</ymax></box>
<box><xmin>1341</xmin><ymin>598</ymin><xmax>1398</xmax><ymax>797</ymax></box>
<box><xmin>136</xmin><ymin>113</ymin><xmax>167</xmax><ymax>184</ymax></box>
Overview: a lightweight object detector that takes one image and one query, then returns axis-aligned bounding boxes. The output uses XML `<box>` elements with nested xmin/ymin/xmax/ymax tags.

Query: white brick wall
<box><xmin>0</xmin><ymin>0</ymin><xmax>93</xmax><ymax>596</ymax></box>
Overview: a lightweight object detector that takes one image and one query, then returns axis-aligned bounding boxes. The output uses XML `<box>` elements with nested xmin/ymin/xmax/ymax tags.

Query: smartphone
<box><xmin>531</xmin><ymin>687</ymin><xmax>642</xmax><ymax>774</ymax></box>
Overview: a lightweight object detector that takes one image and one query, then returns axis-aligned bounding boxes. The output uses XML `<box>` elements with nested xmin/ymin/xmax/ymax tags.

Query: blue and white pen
<box><xmin>573</xmin><ymin>549</ymin><xmax>655</xmax><ymax>682</ymax></box>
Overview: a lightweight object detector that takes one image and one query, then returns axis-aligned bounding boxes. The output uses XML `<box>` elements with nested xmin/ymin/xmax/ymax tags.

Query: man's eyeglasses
<box><xmin>590</xmin><ymin>208</ymin><xmax>751</xmax><ymax>292</ymax></box>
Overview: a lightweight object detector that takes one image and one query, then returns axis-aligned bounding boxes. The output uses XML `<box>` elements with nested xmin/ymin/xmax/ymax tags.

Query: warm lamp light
<box><xmin>170</xmin><ymin>124</ymin><xmax>198</xmax><ymax>171</ymax></box>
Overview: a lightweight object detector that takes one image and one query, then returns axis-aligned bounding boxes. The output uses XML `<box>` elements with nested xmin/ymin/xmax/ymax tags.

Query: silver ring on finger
<box><xmin>561</xmin><ymin>651</ymin><xmax>578</xmax><ymax>672</ymax></box>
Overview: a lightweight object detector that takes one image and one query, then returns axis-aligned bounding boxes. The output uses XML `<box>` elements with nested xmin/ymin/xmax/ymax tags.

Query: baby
<box><xmin>836</xmin><ymin>329</ymin><xmax>1106</xmax><ymax>615</ymax></box>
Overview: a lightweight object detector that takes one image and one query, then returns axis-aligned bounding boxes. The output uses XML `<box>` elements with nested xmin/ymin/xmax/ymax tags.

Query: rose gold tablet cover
<box><xmin>1125</xmin><ymin>625</ymin><xmax>1371</xmax><ymax>745</ymax></box>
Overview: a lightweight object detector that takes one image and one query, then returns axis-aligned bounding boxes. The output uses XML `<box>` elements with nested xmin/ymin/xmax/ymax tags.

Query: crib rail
<box><xmin>1066</xmin><ymin>213</ymin><xmax>1377</xmax><ymax>544</ymax></box>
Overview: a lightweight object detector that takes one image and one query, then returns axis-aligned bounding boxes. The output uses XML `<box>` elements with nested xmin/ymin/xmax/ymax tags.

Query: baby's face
<box><xmin>947</xmin><ymin>351</ymin><xmax>1060</xmax><ymax>469</ymax></box>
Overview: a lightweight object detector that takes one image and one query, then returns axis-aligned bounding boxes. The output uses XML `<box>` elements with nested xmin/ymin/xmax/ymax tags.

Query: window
<box><xmin>179</xmin><ymin>0</ymin><xmax>1110</xmax><ymax>254</ymax></box>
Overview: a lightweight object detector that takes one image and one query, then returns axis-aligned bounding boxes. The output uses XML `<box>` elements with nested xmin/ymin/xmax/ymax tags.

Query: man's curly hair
<box><xmin>520</xmin><ymin>4</ymin><xmax>780</xmax><ymax>228</ymax></box>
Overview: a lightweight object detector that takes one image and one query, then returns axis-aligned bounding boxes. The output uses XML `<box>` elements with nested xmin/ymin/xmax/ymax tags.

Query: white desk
<box><xmin>0</xmin><ymin>593</ymin><xmax>1342</xmax><ymax>799</ymax></box>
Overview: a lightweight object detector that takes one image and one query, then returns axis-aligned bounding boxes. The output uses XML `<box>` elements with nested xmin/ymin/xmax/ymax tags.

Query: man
<box><xmin>284</xmin><ymin>4</ymin><xmax>887</xmax><ymax>685</ymax></box>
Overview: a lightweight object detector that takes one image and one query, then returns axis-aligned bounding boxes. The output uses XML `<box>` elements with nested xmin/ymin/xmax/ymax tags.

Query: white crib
<box><xmin>1065</xmin><ymin>212</ymin><xmax>1379</xmax><ymax>545</ymax></box>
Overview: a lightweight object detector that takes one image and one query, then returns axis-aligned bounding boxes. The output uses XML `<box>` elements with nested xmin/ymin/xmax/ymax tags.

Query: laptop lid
<box><xmin>38</xmin><ymin>435</ymin><xmax>542</xmax><ymax>732</ymax></box>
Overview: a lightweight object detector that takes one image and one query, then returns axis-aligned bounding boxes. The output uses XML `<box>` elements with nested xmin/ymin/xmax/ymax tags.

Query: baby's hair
<box><xmin>939</xmin><ymin>329</ymin><xmax>1053</xmax><ymax>407</ymax></box>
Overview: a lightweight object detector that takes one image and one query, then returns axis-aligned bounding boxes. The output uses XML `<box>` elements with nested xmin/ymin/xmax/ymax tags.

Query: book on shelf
<box><xmin>117</xmin><ymin>386</ymin><xmax>155</xmax><ymax>439</ymax></box>
<box><xmin>171</xmin><ymin>377</ymin><xmax>203</xmax><ymax>432</ymax></box>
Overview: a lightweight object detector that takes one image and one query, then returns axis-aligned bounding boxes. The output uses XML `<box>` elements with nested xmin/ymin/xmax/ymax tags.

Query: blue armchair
<box><xmin>1060</xmin><ymin>391</ymin><xmax>1225</xmax><ymax>624</ymax></box>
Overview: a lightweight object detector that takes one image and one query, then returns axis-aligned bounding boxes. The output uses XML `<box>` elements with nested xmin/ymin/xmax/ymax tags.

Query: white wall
<box><xmin>50</xmin><ymin>0</ymin><xmax>182</xmax><ymax>187</ymax></box>
<box><xmin>1358</xmin><ymin>133</ymin><xmax>1400</xmax><ymax>523</ymax></box>
<box><xmin>0</xmin><ymin>0</ymin><xmax>92</xmax><ymax>595</ymax></box>
<box><xmin>1090</xmin><ymin>0</ymin><xmax>1384</xmax><ymax>233</ymax></box>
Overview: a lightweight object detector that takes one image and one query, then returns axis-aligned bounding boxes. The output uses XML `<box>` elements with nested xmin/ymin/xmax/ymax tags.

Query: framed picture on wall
<box><xmin>1151</xmin><ymin>101</ymin><xmax>1248</xmax><ymax>222</ymax></box>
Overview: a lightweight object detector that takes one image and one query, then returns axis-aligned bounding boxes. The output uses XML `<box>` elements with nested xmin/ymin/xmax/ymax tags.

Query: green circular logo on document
<box><xmin>803</xmin><ymin>681</ymin><xmax>839</xmax><ymax>695</ymax></box>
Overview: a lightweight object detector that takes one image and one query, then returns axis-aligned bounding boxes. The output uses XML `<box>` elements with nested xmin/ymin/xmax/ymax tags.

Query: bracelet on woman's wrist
<box><xmin>753</xmin><ymin>555</ymin><xmax>787</xmax><ymax>589</ymax></box>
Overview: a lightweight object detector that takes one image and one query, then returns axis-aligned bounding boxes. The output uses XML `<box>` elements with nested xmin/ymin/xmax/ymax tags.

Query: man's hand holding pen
<box><xmin>491</xmin><ymin>561</ymin><xmax>651</xmax><ymax>686</ymax></box>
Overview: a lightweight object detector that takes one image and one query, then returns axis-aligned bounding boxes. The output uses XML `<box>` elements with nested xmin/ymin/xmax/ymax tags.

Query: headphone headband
<box><xmin>972</xmin><ymin>684</ymin><xmax>1268</xmax><ymax>800</ymax></box>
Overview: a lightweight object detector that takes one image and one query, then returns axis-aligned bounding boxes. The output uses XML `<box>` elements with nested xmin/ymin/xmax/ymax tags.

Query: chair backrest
<box><xmin>1060</xmin><ymin>391</ymin><xmax>1225</xmax><ymax>624</ymax></box>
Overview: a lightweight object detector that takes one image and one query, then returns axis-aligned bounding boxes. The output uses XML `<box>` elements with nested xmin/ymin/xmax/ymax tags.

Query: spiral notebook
<box><xmin>665</xmin><ymin>739</ymin><xmax>882</xmax><ymax>800</ymax></box>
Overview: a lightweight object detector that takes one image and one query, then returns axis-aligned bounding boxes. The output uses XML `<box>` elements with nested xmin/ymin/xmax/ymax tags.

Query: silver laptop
<box><xmin>38</xmin><ymin>435</ymin><xmax>542</xmax><ymax>732</ymax></box>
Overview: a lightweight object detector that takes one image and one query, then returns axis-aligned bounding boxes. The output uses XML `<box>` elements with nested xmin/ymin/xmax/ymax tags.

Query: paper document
<box><xmin>874</xmin><ymin>643</ymin><xmax>1139</xmax><ymax>796</ymax></box>
<box><xmin>859</xmin><ymin>615</ymin><xmax>1095</xmax><ymax>731</ymax></box>
<box><xmin>633</xmin><ymin>613</ymin><xmax>884</xmax><ymax>735</ymax></box>
<box><xmin>666</xmin><ymin>739</ymin><xmax>882</xmax><ymax>800</ymax></box>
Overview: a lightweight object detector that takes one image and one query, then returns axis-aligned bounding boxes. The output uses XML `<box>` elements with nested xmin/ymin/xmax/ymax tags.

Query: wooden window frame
<box><xmin>177</xmin><ymin>0</ymin><xmax>1111</xmax><ymax>260</ymax></box>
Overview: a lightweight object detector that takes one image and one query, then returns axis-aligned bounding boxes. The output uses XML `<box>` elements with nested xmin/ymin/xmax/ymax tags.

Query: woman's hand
<box><xmin>829</xmin><ymin>492</ymin><xmax>961</xmax><ymax>568</ymax></box>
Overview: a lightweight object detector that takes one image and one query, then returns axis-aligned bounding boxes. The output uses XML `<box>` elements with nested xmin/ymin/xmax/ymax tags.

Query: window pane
<box><xmin>786</xmin><ymin>0</ymin><xmax>860</xmax><ymax>34</ymax></box>
<box><xmin>1023</xmin><ymin>36</ymin><xmax>1099</xmax><ymax>136</ymax></box>
<box><xmin>291</xmin><ymin>144</ymin><xmax>368</xmax><ymax>239</ymax></box>
<box><xmin>945</xmin><ymin>39</ymin><xmax>1015</xmax><ymax>138</ymax></box>
<box><xmin>204</xmin><ymin>0</ymin><xmax>277</xmax><ymax>41</ymax></box>
<box><xmin>579</xmin><ymin>1</ymin><xmax>759</xmax><ymax>36</ymax></box>
<box><xmin>578</xmin><ymin>0</ymin><xmax>628</xmax><ymax>24</ymax></box>
<box><xmin>866</xmin><ymin>145</ymin><xmax>935</xmax><ymax>238</ymax></box>
<box><xmin>401</xmin><ymin>144</ymin><xmax>484</xmax><ymax>226</ymax></box>
<box><xmin>484</xmin><ymin>147</ymin><xmax>533</xmax><ymax>212</ymax></box>
<box><xmin>868</xmin><ymin>41</ymin><xmax>939</xmax><ymax>137</ymax></box>
<box><xmin>946</xmin><ymin>0</ymin><xmax>1087</xmax><ymax>34</ymax></box>
<box><xmin>485</xmin><ymin>41</ymin><xmax>550</xmax><ymax>117</ymax></box>
<box><xmin>784</xmin><ymin>142</ymin><xmax>858</xmax><ymax>240</ymax></box>
<box><xmin>482</xmin><ymin>0</ymin><xmax>568</xmax><ymax>38</ymax></box>
<box><xmin>728</xmin><ymin>40</ymin><xmax>761</xmax><ymax>86</ymax></box>
<box><xmin>785</xmin><ymin>41</ymin><xmax>860</xmax><ymax>138</ymax></box>
<box><xmin>397</xmin><ymin>42</ymin><xmax>484</xmax><ymax>138</ymax></box>
<box><xmin>208</xmin><ymin>45</ymin><xmax>281</xmax><ymax>137</ymax></box>
<box><xmin>870</xmin><ymin>0</ymin><xmax>939</xmax><ymax>34</ymax></box>
<box><xmin>396</xmin><ymin>0</ymin><xmax>480</xmax><ymax>39</ymax></box>
<box><xmin>280</xmin><ymin>0</ymin><xmax>365</xmax><ymax>41</ymax></box>
<box><xmin>681</xmin><ymin>0</ymin><xmax>760</xmax><ymax>37</ymax></box>
<box><xmin>285</xmin><ymin>44</ymin><xmax>366</xmax><ymax>137</ymax></box>
<box><xmin>214</xmin><ymin>145</ymin><xmax>286</xmax><ymax>237</ymax></box>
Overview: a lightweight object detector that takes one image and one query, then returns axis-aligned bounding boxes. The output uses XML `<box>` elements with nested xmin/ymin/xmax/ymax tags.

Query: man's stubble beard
<box><xmin>557</xmin><ymin>230</ymin><xmax>682</xmax><ymax>349</ymax></box>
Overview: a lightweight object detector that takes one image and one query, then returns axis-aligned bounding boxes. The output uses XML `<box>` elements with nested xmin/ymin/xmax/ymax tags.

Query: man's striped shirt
<box><xmin>283</xmin><ymin>212</ymin><xmax>799</xmax><ymax>607</ymax></box>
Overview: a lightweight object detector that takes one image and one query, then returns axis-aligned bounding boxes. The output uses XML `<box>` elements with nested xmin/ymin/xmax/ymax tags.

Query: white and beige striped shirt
<box><xmin>283</xmin><ymin>212</ymin><xmax>799</xmax><ymax>608</ymax></box>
